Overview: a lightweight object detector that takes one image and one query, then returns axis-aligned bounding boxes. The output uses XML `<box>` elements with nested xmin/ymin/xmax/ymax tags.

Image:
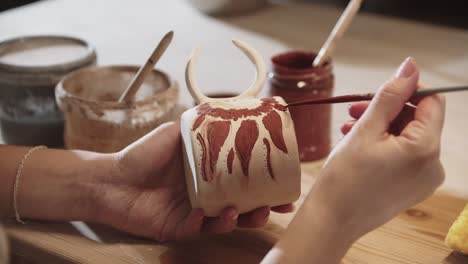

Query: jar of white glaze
<box><xmin>0</xmin><ymin>35</ymin><xmax>97</xmax><ymax>147</ymax></box>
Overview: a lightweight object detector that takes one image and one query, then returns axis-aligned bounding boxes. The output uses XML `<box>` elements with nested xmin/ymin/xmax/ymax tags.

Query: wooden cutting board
<box><xmin>4</xmin><ymin>163</ymin><xmax>468</xmax><ymax>264</ymax></box>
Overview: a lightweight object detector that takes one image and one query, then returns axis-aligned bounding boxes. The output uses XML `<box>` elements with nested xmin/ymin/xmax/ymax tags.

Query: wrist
<box><xmin>270</xmin><ymin>178</ymin><xmax>359</xmax><ymax>264</ymax></box>
<box><xmin>306</xmin><ymin>169</ymin><xmax>365</xmax><ymax>243</ymax></box>
<box><xmin>304</xmin><ymin>189</ymin><xmax>359</xmax><ymax>248</ymax></box>
<box><xmin>18</xmin><ymin>149</ymin><xmax>114</xmax><ymax>222</ymax></box>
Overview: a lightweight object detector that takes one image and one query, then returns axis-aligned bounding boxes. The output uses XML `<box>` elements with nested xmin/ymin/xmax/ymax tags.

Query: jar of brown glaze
<box><xmin>267</xmin><ymin>51</ymin><xmax>334</xmax><ymax>161</ymax></box>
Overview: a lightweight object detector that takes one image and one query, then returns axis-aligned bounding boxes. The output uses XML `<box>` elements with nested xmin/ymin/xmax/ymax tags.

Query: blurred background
<box><xmin>2</xmin><ymin>0</ymin><xmax>467</xmax><ymax>29</ymax></box>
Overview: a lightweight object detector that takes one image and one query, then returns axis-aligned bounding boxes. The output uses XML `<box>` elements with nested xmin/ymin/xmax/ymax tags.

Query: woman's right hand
<box><xmin>315</xmin><ymin>57</ymin><xmax>446</xmax><ymax>238</ymax></box>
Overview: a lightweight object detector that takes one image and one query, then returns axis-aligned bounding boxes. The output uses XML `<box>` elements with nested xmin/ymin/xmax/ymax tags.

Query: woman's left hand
<box><xmin>93</xmin><ymin>122</ymin><xmax>293</xmax><ymax>241</ymax></box>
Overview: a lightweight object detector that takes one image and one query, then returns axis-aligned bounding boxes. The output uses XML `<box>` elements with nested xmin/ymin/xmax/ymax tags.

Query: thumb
<box><xmin>121</xmin><ymin>121</ymin><xmax>182</xmax><ymax>165</ymax></box>
<box><xmin>359</xmin><ymin>57</ymin><xmax>419</xmax><ymax>134</ymax></box>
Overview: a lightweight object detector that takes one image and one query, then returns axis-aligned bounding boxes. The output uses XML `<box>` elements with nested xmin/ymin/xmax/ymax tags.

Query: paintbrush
<box><xmin>284</xmin><ymin>86</ymin><xmax>468</xmax><ymax>109</ymax></box>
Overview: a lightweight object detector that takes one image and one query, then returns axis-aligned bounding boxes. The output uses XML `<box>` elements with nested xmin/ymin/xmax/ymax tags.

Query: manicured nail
<box><xmin>258</xmin><ymin>207</ymin><xmax>270</xmax><ymax>219</ymax></box>
<box><xmin>395</xmin><ymin>57</ymin><xmax>415</xmax><ymax>78</ymax></box>
<box><xmin>223</xmin><ymin>208</ymin><xmax>238</xmax><ymax>220</ymax></box>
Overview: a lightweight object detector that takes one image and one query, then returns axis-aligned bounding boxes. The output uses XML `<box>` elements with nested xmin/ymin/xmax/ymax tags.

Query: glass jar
<box><xmin>267</xmin><ymin>51</ymin><xmax>334</xmax><ymax>161</ymax></box>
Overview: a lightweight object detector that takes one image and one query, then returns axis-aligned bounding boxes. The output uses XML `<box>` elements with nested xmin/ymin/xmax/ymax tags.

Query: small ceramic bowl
<box><xmin>56</xmin><ymin>65</ymin><xmax>182</xmax><ymax>153</ymax></box>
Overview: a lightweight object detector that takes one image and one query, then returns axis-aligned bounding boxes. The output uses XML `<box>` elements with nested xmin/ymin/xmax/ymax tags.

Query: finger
<box><xmin>175</xmin><ymin>208</ymin><xmax>204</xmax><ymax>240</ymax></box>
<box><xmin>202</xmin><ymin>207</ymin><xmax>238</xmax><ymax>234</ymax></box>
<box><xmin>360</xmin><ymin>57</ymin><xmax>419</xmax><ymax>134</ymax></box>
<box><xmin>416</xmin><ymin>94</ymin><xmax>446</xmax><ymax>135</ymax></box>
<box><xmin>388</xmin><ymin>104</ymin><xmax>416</xmax><ymax>135</ymax></box>
<box><xmin>121</xmin><ymin>121</ymin><xmax>182</xmax><ymax>169</ymax></box>
<box><xmin>401</xmin><ymin>94</ymin><xmax>446</xmax><ymax>141</ymax></box>
<box><xmin>237</xmin><ymin>206</ymin><xmax>270</xmax><ymax>228</ymax></box>
<box><xmin>341</xmin><ymin>120</ymin><xmax>357</xmax><ymax>135</ymax></box>
<box><xmin>271</xmin><ymin>204</ymin><xmax>295</xmax><ymax>213</ymax></box>
<box><xmin>409</xmin><ymin>82</ymin><xmax>431</xmax><ymax>106</ymax></box>
<box><xmin>348</xmin><ymin>101</ymin><xmax>370</xmax><ymax>119</ymax></box>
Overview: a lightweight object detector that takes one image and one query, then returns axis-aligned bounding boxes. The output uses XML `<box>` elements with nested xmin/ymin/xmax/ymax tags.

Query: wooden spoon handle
<box><xmin>118</xmin><ymin>31</ymin><xmax>174</xmax><ymax>103</ymax></box>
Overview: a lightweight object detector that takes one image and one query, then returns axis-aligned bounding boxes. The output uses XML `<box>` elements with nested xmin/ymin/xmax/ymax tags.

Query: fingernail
<box><xmin>223</xmin><ymin>209</ymin><xmax>238</xmax><ymax>220</ymax></box>
<box><xmin>258</xmin><ymin>207</ymin><xmax>270</xmax><ymax>218</ymax></box>
<box><xmin>395</xmin><ymin>57</ymin><xmax>415</xmax><ymax>78</ymax></box>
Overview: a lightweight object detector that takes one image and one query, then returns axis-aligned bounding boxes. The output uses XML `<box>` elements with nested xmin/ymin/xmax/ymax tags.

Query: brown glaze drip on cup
<box><xmin>196</xmin><ymin>133</ymin><xmax>209</xmax><ymax>181</ymax></box>
<box><xmin>268</xmin><ymin>51</ymin><xmax>334</xmax><ymax>161</ymax></box>
<box><xmin>206</xmin><ymin>121</ymin><xmax>231</xmax><ymax>174</ymax></box>
<box><xmin>262</xmin><ymin>111</ymin><xmax>288</xmax><ymax>154</ymax></box>
<box><xmin>227</xmin><ymin>148</ymin><xmax>235</xmax><ymax>174</ymax></box>
<box><xmin>235</xmin><ymin>120</ymin><xmax>259</xmax><ymax>177</ymax></box>
<box><xmin>263</xmin><ymin>138</ymin><xmax>275</xmax><ymax>180</ymax></box>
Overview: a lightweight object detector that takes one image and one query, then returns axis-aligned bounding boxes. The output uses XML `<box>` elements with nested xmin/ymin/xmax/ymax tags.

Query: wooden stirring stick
<box><xmin>118</xmin><ymin>31</ymin><xmax>174</xmax><ymax>103</ymax></box>
<box><xmin>312</xmin><ymin>0</ymin><xmax>363</xmax><ymax>67</ymax></box>
<box><xmin>285</xmin><ymin>86</ymin><xmax>468</xmax><ymax>108</ymax></box>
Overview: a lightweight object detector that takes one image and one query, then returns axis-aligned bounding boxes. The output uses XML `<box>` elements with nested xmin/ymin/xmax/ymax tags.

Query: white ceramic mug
<box><xmin>181</xmin><ymin>40</ymin><xmax>301</xmax><ymax>216</ymax></box>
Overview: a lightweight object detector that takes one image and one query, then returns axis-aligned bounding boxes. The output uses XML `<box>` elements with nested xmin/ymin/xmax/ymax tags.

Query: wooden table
<box><xmin>1</xmin><ymin>0</ymin><xmax>468</xmax><ymax>263</ymax></box>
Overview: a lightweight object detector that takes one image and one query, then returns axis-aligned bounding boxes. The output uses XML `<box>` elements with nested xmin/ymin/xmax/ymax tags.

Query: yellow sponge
<box><xmin>446</xmin><ymin>204</ymin><xmax>468</xmax><ymax>255</ymax></box>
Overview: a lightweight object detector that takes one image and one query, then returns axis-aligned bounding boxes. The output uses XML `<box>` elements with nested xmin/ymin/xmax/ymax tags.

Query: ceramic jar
<box><xmin>267</xmin><ymin>51</ymin><xmax>334</xmax><ymax>161</ymax></box>
<box><xmin>0</xmin><ymin>35</ymin><xmax>96</xmax><ymax>147</ymax></box>
<box><xmin>56</xmin><ymin>66</ymin><xmax>182</xmax><ymax>153</ymax></box>
<box><xmin>181</xmin><ymin>40</ymin><xmax>301</xmax><ymax>216</ymax></box>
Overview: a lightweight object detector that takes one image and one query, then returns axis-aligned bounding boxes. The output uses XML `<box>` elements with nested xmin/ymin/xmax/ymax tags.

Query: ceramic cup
<box><xmin>56</xmin><ymin>65</ymin><xmax>182</xmax><ymax>153</ymax></box>
<box><xmin>181</xmin><ymin>40</ymin><xmax>301</xmax><ymax>216</ymax></box>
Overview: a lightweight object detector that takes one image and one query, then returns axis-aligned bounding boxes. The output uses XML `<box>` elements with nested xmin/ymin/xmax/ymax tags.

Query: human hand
<box><xmin>94</xmin><ymin>122</ymin><xmax>293</xmax><ymax>241</ymax></box>
<box><xmin>313</xmin><ymin>57</ymin><xmax>446</xmax><ymax>238</ymax></box>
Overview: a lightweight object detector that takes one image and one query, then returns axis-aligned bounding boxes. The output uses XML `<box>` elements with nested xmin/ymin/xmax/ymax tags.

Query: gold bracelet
<box><xmin>13</xmin><ymin>146</ymin><xmax>47</xmax><ymax>224</ymax></box>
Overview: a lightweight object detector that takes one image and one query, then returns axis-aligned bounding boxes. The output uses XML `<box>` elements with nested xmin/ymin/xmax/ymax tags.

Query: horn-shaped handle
<box><xmin>185</xmin><ymin>48</ymin><xmax>210</xmax><ymax>104</ymax></box>
<box><xmin>185</xmin><ymin>40</ymin><xmax>267</xmax><ymax>104</ymax></box>
<box><xmin>232</xmin><ymin>40</ymin><xmax>267</xmax><ymax>100</ymax></box>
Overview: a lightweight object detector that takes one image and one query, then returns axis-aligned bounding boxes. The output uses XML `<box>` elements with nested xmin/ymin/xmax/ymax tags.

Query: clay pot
<box><xmin>181</xmin><ymin>40</ymin><xmax>301</xmax><ymax>216</ymax></box>
<box><xmin>0</xmin><ymin>97</ymin><xmax>63</xmax><ymax>147</ymax></box>
<box><xmin>268</xmin><ymin>51</ymin><xmax>334</xmax><ymax>161</ymax></box>
<box><xmin>56</xmin><ymin>66</ymin><xmax>181</xmax><ymax>153</ymax></box>
<box><xmin>0</xmin><ymin>35</ymin><xmax>97</xmax><ymax>147</ymax></box>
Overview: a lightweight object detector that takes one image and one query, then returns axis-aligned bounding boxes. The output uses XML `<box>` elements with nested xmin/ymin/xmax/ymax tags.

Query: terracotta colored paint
<box><xmin>192</xmin><ymin>114</ymin><xmax>205</xmax><ymax>131</ymax></box>
<box><xmin>206</xmin><ymin>121</ymin><xmax>231</xmax><ymax>173</ymax></box>
<box><xmin>235</xmin><ymin>120</ymin><xmax>259</xmax><ymax>177</ymax></box>
<box><xmin>262</xmin><ymin>111</ymin><xmax>288</xmax><ymax>153</ymax></box>
<box><xmin>263</xmin><ymin>138</ymin><xmax>275</xmax><ymax>180</ymax></box>
<box><xmin>268</xmin><ymin>51</ymin><xmax>334</xmax><ymax>161</ymax></box>
<box><xmin>196</xmin><ymin>133</ymin><xmax>209</xmax><ymax>182</ymax></box>
<box><xmin>194</xmin><ymin>97</ymin><xmax>284</xmax><ymax>123</ymax></box>
<box><xmin>227</xmin><ymin>148</ymin><xmax>234</xmax><ymax>174</ymax></box>
<box><xmin>191</xmin><ymin>97</ymin><xmax>287</xmax><ymax>181</ymax></box>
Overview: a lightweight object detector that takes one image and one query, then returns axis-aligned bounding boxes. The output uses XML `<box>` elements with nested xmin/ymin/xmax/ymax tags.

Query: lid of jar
<box><xmin>0</xmin><ymin>35</ymin><xmax>97</xmax><ymax>85</ymax></box>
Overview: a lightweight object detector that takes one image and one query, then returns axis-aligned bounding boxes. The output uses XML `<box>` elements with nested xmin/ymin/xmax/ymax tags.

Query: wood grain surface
<box><xmin>4</xmin><ymin>162</ymin><xmax>468</xmax><ymax>264</ymax></box>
